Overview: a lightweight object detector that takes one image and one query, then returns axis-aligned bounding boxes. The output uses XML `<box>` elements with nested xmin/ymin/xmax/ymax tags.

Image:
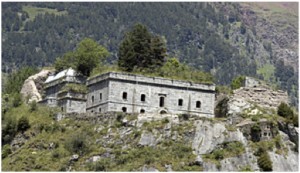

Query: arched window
<box><xmin>196</xmin><ymin>101</ymin><xmax>201</xmax><ymax>108</ymax></box>
<box><xmin>178</xmin><ymin>99</ymin><xmax>183</xmax><ymax>106</ymax></box>
<box><xmin>122</xmin><ymin>92</ymin><xmax>127</xmax><ymax>100</ymax></box>
<box><xmin>140</xmin><ymin>109</ymin><xmax>145</xmax><ymax>113</ymax></box>
<box><xmin>141</xmin><ymin>94</ymin><xmax>146</xmax><ymax>102</ymax></box>
<box><xmin>122</xmin><ymin>107</ymin><xmax>127</xmax><ymax>113</ymax></box>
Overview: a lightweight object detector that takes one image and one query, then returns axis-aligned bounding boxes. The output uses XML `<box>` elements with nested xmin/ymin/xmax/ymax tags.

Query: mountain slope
<box><xmin>1</xmin><ymin>2</ymin><xmax>298</xmax><ymax>106</ymax></box>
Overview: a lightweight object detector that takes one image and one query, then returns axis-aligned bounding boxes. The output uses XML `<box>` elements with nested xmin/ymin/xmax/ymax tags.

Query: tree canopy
<box><xmin>118</xmin><ymin>23</ymin><xmax>166</xmax><ymax>72</ymax></box>
<box><xmin>54</xmin><ymin>38</ymin><xmax>109</xmax><ymax>76</ymax></box>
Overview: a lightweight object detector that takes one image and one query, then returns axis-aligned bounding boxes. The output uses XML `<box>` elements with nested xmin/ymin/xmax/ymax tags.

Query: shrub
<box><xmin>257</xmin><ymin>151</ymin><xmax>272</xmax><ymax>171</ymax></box>
<box><xmin>2</xmin><ymin>118</ymin><xmax>17</xmax><ymax>145</ymax></box>
<box><xmin>17</xmin><ymin>116</ymin><xmax>30</xmax><ymax>132</ymax></box>
<box><xmin>65</xmin><ymin>134</ymin><xmax>88</xmax><ymax>154</ymax></box>
<box><xmin>29</xmin><ymin>100</ymin><xmax>37</xmax><ymax>112</ymax></box>
<box><xmin>12</xmin><ymin>93</ymin><xmax>22</xmax><ymax>107</ymax></box>
<box><xmin>277</xmin><ymin>102</ymin><xmax>293</xmax><ymax>119</ymax></box>
<box><xmin>231</xmin><ymin>76</ymin><xmax>245</xmax><ymax>90</ymax></box>
<box><xmin>2</xmin><ymin>144</ymin><xmax>12</xmax><ymax>159</ymax></box>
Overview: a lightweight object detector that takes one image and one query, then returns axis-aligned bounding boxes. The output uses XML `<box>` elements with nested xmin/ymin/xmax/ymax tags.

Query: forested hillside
<box><xmin>2</xmin><ymin>2</ymin><xmax>298</xmax><ymax>106</ymax></box>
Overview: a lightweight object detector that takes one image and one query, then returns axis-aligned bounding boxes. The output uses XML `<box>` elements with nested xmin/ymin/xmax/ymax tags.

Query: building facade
<box><xmin>86</xmin><ymin>72</ymin><xmax>215</xmax><ymax>117</ymax></box>
<box><xmin>40</xmin><ymin>68</ymin><xmax>86</xmax><ymax>113</ymax></box>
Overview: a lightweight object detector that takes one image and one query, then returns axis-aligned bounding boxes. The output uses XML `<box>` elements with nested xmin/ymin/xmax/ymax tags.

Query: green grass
<box><xmin>22</xmin><ymin>5</ymin><xmax>67</xmax><ymax>21</ymax></box>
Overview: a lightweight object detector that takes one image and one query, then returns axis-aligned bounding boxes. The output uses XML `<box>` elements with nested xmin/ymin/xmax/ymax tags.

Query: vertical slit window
<box><xmin>159</xmin><ymin>97</ymin><xmax>165</xmax><ymax>107</ymax></box>
<box><xmin>100</xmin><ymin>93</ymin><xmax>102</xmax><ymax>101</ymax></box>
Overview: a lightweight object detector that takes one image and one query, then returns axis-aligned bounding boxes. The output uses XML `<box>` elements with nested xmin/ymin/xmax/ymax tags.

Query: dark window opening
<box><xmin>196</xmin><ymin>101</ymin><xmax>201</xmax><ymax>108</ymax></box>
<box><xmin>160</xmin><ymin>110</ymin><xmax>167</xmax><ymax>114</ymax></box>
<box><xmin>141</xmin><ymin>94</ymin><xmax>146</xmax><ymax>102</ymax></box>
<box><xmin>122</xmin><ymin>107</ymin><xmax>127</xmax><ymax>113</ymax></box>
<box><xmin>91</xmin><ymin>96</ymin><xmax>94</xmax><ymax>103</ymax></box>
<box><xmin>100</xmin><ymin>93</ymin><xmax>102</xmax><ymax>100</ymax></box>
<box><xmin>178</xmin><ymin>99</ymin><xmax>183</xmax><ymax>106</ymax></box>
<box><xmin>140</xmin><ymin>109</ymin><xmax>145</xmax><ymax>113</ymax></box>
<box><xmin>122</xmin><ymin>92</ymin><xmax>127</xmax><ymax>100</ymax></box>
<box><xmin>99</xmin><ymin>108</ymin><xmax>101</xmax><ymax>113</ymax></box>
<box><xmin>91</xmin><ymin>110</ymin><xmax>94</xmax><ymax>113</ymax></box>
<box><xmin>264</xmin><ymin>132</ymin><xmax>267</xmax><ymax>136</ymax></box>
<box><xmin>159</xmin><ymin>97</ymin><xmax>165</xmax><ymax>107</ymax></box>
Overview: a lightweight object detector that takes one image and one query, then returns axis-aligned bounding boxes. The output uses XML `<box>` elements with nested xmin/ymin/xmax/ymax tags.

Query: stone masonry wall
<box><xmin>233</xmin><ymin>86</ymin><xmax>288</xmax><ymax>110</ymax></box>
<box><xmin>86</xmin><ymin>72</ymin><xmax>215</xmax><ymax>117</ymax></box>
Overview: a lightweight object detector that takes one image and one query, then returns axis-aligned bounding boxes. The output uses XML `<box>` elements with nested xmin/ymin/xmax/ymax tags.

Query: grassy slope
<box><xmin>22</xmin><ymin>5</ymin><xmax>67</xmax><ymax>21</ymax></box>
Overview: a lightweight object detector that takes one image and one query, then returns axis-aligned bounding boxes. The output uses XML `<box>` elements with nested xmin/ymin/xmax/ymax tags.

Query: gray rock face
<box><xmin>138</xmin><ymin>131</ymin><xmax>156</xmax><ymax>146</ymax></box>
<box><xmin>142</xmin><ymin>165</ymin><xmax>159</xmax><ymax>172</ymax></box>
<box><xmin>268</xmin><ymin>150</ymin><xmax>299</xmax><ymax>172</ymax></box>
<box><xmin>220</xmin><ymin>153</ymin><xmax>259</xmax><ymax>171</ymax></box>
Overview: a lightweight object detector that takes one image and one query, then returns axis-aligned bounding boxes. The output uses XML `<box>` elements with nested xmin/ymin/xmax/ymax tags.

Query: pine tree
<box><xmin>118</xmin><ymin>23</ymin><xmax>166</xmax><ymax>72</ymax></box>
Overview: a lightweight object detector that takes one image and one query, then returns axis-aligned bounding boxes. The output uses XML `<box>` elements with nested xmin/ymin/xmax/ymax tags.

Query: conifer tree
<box><xmin>118</xmin><ymin>23</ymin><xmax>166</xmax><ymax>72</ymax></box>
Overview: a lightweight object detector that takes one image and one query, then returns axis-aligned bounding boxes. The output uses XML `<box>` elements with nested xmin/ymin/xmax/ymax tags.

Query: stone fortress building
<box><xmin>41</xmin><ymin>68</ymin><xmax>216</xmax><ymax>117</ymax></box>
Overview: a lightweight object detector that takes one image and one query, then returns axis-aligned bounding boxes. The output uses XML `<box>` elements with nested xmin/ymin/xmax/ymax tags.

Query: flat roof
<box><xmin>87</xmin><ymin>71</ymin><xmax>215</xmax><ymax>91</ymax></box>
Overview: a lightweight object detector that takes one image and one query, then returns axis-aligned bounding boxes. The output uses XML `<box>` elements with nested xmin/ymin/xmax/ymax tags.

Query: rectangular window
<box><xmin>178</xmin><ymin>99</ymin><xmax>183</xmax><ymax>106</ymax></box>
<box><xmin>159</xmin><ymin>97</ymin><xmax>165</xmax><ymax>107</ymax></box>
<box><xmin>100</xmin><ymin>93</ymin><xmax>102</xmax><ymax>100</ymax></box>
<box><xmin>122</xmin><ymin>92</ymin><xmax>127</xmax><ymax>100</ymax></box>
<box><xmin>141</xmin><ymin>94</ymin><xmax>146</xmax><ymax>102</ymax></box>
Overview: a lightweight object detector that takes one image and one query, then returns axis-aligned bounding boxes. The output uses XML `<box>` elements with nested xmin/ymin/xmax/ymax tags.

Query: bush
<box><xmin>17</xmin><ymin>116</ymin><xmax>30</xmax><ymax>132</ymax></box>
<box><xmin>2</xmin><ymin>118</ymin><xmax>17</xmax><ymax>145</ymax></box>
<box><xmin>29</xmin><ymin>100</ymin><xmax>37</xmax><ymax>112</ymax></box>
<box><xmin>231</xmin><ymin>76</ymin><xmax>245</xmax><ymax>90</ymax></box>
<box><xmin>12</xmin><ymin>93</ymin><xmax>22</xmax><ymax>107</ymax></box>
<box><xmin>65</xmin><ymin>134</ymin><xmax>88</xmax><ymax>155</ymax></box>
<box><xmin>257</xmin><ymin>151</ymin><xmax>272</xmax><ymax>171</ymax></box>
<box><xmin>2</xmin><ymin>144</ymin><xmax>12</xmax><ymax>159</ymax></box>
<box><xmin>277</xmin><ymin>102</ymin><xmax>293</xmax><ymax>119</ymax></box>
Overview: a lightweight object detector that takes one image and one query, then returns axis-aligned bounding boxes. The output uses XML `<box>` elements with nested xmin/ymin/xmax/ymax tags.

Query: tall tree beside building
<box><xmin>118</xmin><ymin>23</ymin><xmax>166</xmax><ymax>72</ymax></box>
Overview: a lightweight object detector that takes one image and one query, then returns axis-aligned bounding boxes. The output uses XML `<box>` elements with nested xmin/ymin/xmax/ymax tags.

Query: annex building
<box><xmin>41</xmin><ymin>68</ymin><xmax>216</xmax><ymax>118</ymax></box>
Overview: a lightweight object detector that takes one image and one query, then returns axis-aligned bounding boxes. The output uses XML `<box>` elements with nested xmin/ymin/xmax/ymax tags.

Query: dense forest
<box><xmin>2</xmin><ymin>2</ymin><xmax>298</xmax><ymax>107</ymax></box>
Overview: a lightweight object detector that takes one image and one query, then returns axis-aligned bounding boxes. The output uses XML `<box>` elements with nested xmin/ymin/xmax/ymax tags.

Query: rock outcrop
<box><xmin>20</xmin><ymin>69</ymin><xmax>54</xmax><ymax>103</ymax></box>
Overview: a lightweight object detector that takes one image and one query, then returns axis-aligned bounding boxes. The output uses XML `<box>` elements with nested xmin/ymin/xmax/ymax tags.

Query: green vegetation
<box><xmin>277</xmin><ymin>102</ymin><xmax>298</xmax><ymax>127</ymax></box>
<box><xmin>118</xmin><ymin>23</ymin><xmax>166</xmax><ymax>72</ymax></box>
<box><xmin>54</xmin><ymin>38</ymin><xmax>109</xmax><ymax>76</ymax></box>
<box><xmin>60</xmin><ymin>83</ymin><xmax>88</xmax><ymax>94</ymax></box>
<box><xmin>230</xmin><ymin>75</ymin><xmax>245</xmax><ymax>90</ymax></box>
<box><xmin>22</xmin><ymin>5</ymin><xmax>67</xmax><ymax>21</ymax></box>
<box><xmin>257</xmin><ymin>63</ymin><xmax>275</xmax><ymax>83</ymax></box>
<box><xmin>203</xmin><ymin>141</ymin><xmax>245</xmax><ymax>169</ymax></box>
<box><xmin>17</xmin><ymin>116</ymin><xmax>31</xmax><ymax>132</ymax></box>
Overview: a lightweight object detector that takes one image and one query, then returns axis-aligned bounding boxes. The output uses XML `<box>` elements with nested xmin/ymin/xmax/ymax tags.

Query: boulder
<box><xmin>20</xmin><ymin>69</ymin><xmax>54</xmax><ymax>103</ymax></box>
<box><xmin>138</xmin><ymin>131</ymin><xmax>156</xmax><ymax>146</ymax></box>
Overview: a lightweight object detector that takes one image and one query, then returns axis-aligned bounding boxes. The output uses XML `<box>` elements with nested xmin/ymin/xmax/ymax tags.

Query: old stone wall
<box><xmin>232</xmin><ymin>86</ymin><xmax>288</xmax><ymax>110</ymax></box>
<box><xmin>86</xmin><ymin>72</ymin><xmax>215</xmax><ymax>117</ymax></box>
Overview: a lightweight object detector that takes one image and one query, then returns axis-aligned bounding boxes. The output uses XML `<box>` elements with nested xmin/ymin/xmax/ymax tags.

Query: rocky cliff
<box><xmin>20</xmin><ymin>69</ymin><xmax>54</xmax><ymax>103</ymax></box>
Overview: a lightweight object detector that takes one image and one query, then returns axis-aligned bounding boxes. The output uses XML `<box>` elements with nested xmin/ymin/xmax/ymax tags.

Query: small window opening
<box><xmin>140</xmin><ymin>109</ymin><xmax>145</xmax><ymax>113</ymax></box>
<box><xmin>159</xmin><ymin>97</ymin><xmax>165</xmax><ymax>107</ymax></box>
<box><xmin>196</xmin><ymin>101</ymin><xmax>201</xmax><ymax>108</ymax></box>
<box><xmin>122</xmin><ymin>107</ymin><xmax>127</xmax><ymax>113</ymax></box>
<box><xmin>91</xmin><ymin>110</ymin><xmax>94</xmax><ymax>113</ymax></box>
<box><xmin>99</xmin><ymin>108</ymin><xmax>102</xmax><ymax>113</ymax></box>
<box><xmin>160</xmin><ymin>110</ymin><xmax>167</xmax><ymax>114</ymax></box>
<box><xmin>264</xmin><ymin>132</ymin><xmax>267</xmax><ymax>136</ymax></box>
<box><xmin>141</xmin><ymin>94</ymin><xmax>146</xmax><ymax>102</ymax></box>
<box><xmin>178</xmin><ymin>99</ymin><xmax>183</xmax><ymax>106</ymax></box>
<box><xmin>122</xmin><ymin>92</ymin><xmax>127</xmax><ymax>100</ymax></box>
<box><xmin>91</xmin><ymin>96</ymin><xmax>94</xmax><ymax>103</ymax></box>
<box><xmin>100</xmin><ymin>93</ymin><xmax>102</xmax><ymax>100</ymax></box>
